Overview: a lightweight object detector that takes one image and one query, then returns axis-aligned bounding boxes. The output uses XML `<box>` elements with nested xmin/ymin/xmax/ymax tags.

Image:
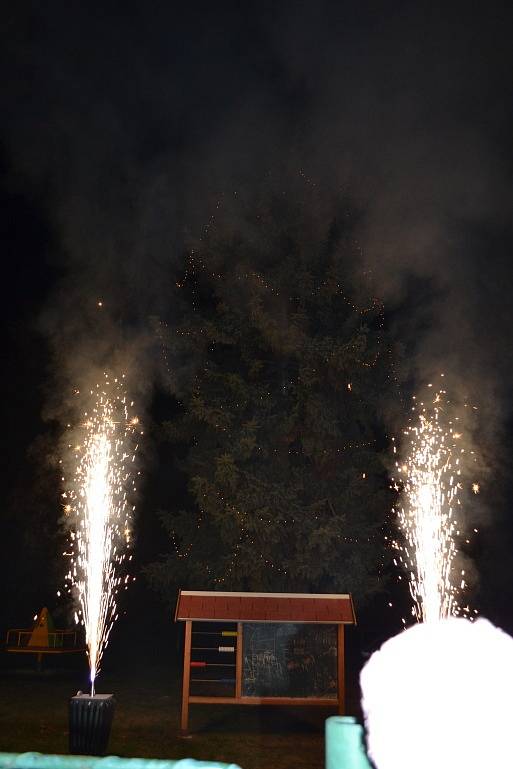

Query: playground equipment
<box><xmin>175</xmin><ymin>590</ymin><xmax>356</xmax><ymax>734</ymax></box>
<box><xmin>5</xmin><ymin>608</ymin><xmax>85</xmax><ymax>668</ymax></box>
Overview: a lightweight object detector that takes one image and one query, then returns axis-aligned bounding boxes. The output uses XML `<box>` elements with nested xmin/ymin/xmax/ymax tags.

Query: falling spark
<box><xmin>63</xmin><ymin>374</ymin><xmax>140</xmax><ymax>696</ymax></box>
<box><xmin>392</xmin><ymin>387</ymin><xmax>476</xmax><ymax>623</ymax></box>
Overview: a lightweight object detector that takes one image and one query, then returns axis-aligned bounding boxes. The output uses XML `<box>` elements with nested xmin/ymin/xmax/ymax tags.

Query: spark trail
<box><xmin>62</xmin><ymin>374</ymin><xmax>141</xmax><ymax>695</ymax></box>
<box><xmin>392</xmin><ymin>385</ymin><xmax>477</xmax><ymax>623</ymax></box>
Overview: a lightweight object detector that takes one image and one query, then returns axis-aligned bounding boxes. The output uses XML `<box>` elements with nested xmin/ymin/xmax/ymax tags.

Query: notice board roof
<box><xmin>175</xmin><ymin>590</ymin><xmax>356</xmax><ymax>624</ymax></box>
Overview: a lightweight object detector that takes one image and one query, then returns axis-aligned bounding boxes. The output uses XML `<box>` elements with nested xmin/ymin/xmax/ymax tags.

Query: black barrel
<box><xmin>69</xmin><ymin>693</ymin><xmax>115</xmax><ymax>755</ymax></box>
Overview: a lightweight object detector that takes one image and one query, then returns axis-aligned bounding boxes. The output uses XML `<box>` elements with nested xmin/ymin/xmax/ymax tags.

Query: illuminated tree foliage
<box><xmin>148</xmin><ymin>190</ymin><xmax>398</xmax><ymax>602</ymax></box>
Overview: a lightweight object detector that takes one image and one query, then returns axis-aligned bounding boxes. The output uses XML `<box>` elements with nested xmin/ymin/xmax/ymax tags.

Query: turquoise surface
<box><xmin>0</xmin><ymin>754</ymin><xmax>241</xmax><ymax>769</ymax></box>
<box><xmin>325</xmin><ymin>716</ymin><xmax>372</xmax><ymax>769</ymax></box>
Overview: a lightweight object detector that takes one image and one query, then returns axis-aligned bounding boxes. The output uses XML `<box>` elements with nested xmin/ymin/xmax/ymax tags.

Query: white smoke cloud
<box><xmin>361</xmin><ymin>617</ymin><xmax>513</xmax><ymax>769</ymax></box>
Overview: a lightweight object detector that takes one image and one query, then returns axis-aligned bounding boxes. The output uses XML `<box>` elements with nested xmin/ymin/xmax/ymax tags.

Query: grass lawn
<box><xmin>0</xmin><ymin>608</ymin><xmax>364</xmax><ymax>769</ymax></box>
<box><xmin>0</xmin><ymin>650</ymin><xmax>361</xmax><ymax>769</ymax></box>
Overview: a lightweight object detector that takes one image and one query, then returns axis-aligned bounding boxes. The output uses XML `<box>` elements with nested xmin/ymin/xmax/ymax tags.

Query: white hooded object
<box><xmin>360</xmin><ymin>618</ymin><xmax>513</xmax><ymax>769</ymax></box>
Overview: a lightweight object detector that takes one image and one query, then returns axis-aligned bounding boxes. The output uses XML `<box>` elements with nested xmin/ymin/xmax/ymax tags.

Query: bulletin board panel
<box><xmin>242</xmin><ymin>622</ymin><xmax>338</xmax><ymax>698</ymax></box>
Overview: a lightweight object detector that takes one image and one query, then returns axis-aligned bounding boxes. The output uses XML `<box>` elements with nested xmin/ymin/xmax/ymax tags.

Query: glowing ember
<box><xmin>391</xmin><ymin>386</ymin><xmax>476</xmax><ymax>623</ymax></box>
<box><xmin>62</xmin><ymin>374</ymin><xmax>140</xmax><ymax>695</ymax></box>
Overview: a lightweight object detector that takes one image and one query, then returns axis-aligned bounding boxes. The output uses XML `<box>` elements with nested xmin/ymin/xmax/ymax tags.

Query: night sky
<box><xmin>2</xmin><ymin>0</ymin><xmax>513</xmax><ymax>644</ymax></box>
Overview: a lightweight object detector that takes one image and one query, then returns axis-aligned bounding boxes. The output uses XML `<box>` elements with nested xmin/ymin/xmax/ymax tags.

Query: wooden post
<box><xmin>337</xmin><ymin>623</ymin><xmax>345</xmax><ymax>715</ymax></box>
<box><xmin>180</xmin><ymin>620</ymin><xmax>192</xmax><ymax>734</ymax></box>
<box><xmin>235</xmin><ymin>622</ymin><xmax>243</xmax><ymax>699</ymax></box>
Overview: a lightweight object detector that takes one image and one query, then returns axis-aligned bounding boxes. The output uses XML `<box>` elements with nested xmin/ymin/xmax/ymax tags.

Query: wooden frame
<box><xmin>180</xmin><ymin>620</ymin><xmax>192</xmax><ymax>733</ymax></box>
<box><xmin>179</xmin><ymin>619</ymin><xmax>347</xmax><ymax>734</ymax></box>
<box><xmin>337</xmin><ymin>624</ymin><xmax>345</xmax><ymax>715</ymax></box>
<box><xmin>235</xmin><ymin>622</ymin><xmax>243</xmax><ymax>699</ymax></box>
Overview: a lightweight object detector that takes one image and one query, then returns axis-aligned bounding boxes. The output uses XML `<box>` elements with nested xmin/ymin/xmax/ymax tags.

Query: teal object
<box><xmin>325</xmin><ymin>717</ymin><xmax>372</xmax><ymax>769</ymax></box>
<box><xmin>0</xmin><ymin>754</ymin><xmax>241</xmax><ymax>769</ymax></box>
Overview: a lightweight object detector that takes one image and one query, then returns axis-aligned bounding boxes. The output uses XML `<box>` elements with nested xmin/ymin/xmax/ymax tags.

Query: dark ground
<box><xmin>0</xmin><ymin>601</ymin><xmax>364</xmax><ymax>769</ymax></box>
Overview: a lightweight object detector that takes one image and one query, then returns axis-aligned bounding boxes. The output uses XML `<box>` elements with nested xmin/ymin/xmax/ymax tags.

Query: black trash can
<box><xmin>69</xmin><ymin>693</ymin><xmax>115</xmax><ymax>755</ymax></box>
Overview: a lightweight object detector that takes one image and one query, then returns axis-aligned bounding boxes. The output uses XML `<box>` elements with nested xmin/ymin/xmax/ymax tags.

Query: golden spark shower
<box><xmin>61</xmin><ymin>373</ymin><xmax>141</xmax><ymax>695</ymax></box>
<box><xmin>391</xmin><ymin>381</ymin><xmax>478</xmax><ymax>624</ymax></box>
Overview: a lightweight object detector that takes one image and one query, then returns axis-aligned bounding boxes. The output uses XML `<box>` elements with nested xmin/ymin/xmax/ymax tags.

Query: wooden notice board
<box><xmin>242</xmin><ymin>622</ymin><xmax>338</xmax><ymax>698</ymax></box>
<box><xmin>175</xmin><ymin>591</ymin><xmax>356</xmax><ymax>734</ymax></box>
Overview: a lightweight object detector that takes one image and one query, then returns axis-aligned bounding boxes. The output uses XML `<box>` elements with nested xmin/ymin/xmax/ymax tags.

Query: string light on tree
<box><xmin>151</xmin><ymin>185</ymin><xmax>402</xmax><ymax>595</ymax></box>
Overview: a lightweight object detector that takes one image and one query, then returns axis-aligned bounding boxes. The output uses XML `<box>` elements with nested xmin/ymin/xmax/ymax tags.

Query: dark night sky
<box><xmin>1</xmin><ymin>0</ymin><xmax>513</xmax><ymax>636</ymax></box>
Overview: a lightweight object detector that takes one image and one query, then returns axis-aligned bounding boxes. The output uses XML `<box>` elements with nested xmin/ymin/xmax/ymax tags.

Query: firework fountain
<box><xmin>62</xmin><ymin>373</ymin><xmax>140</xmax><ymax>696</ymax></box>
<box><xmin>349</xmin><ymin>383</ymin><xmax>486</xmax><ymax>769</ymax></box>
<box><xmin>391</xmin><ymin>382</ymin><xmax>477</xmax><ymax>623</ymax></box>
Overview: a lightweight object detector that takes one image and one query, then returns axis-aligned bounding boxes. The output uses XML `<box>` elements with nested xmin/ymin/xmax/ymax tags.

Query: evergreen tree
<box><xmin>147</xmin><ymin>189</ymin><xmax>398</xmax><ymax>604</ymax></box>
